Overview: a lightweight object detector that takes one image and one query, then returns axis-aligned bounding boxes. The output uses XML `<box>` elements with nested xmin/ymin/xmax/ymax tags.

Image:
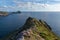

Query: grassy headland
<box><xmin>0</xmin><ymin>17</ymin><xmax>60</xmax><ymax>40</ymax></box>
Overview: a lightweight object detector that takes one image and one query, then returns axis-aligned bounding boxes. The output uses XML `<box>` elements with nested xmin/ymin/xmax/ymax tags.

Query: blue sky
<box><xmin>0</xmin><ymin>0</ymin><xmax>60</xmax><ymax>11</ymax></box>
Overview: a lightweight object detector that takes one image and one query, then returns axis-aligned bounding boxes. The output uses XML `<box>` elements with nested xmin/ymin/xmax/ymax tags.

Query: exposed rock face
<box><xmin>1</xmin><ymin>17</ymin><xmax>60</xmax><ymax>40</ymax></box>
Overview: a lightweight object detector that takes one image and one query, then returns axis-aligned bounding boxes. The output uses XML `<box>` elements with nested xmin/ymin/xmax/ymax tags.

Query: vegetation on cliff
<box><xmin>1</xmin><ymin>17</ymin><xmax>60</xmax><ymax>40</ymax></box>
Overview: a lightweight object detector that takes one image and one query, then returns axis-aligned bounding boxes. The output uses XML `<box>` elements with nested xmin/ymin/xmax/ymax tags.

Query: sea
<box><xmin>0</xmin><ymin>12</ymin><xmax>60</xmax><ymax>38</ymax></box>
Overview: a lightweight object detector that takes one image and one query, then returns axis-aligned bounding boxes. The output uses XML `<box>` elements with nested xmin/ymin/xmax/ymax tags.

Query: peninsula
<box><xmin>1</xmin><ymin>17</ymin><xmax>60</xmax><ymax>40</ymax></box>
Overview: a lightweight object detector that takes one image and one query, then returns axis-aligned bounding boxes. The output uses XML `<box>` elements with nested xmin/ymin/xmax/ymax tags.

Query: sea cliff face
<box><xmin>1</xmin><ymin>17</ymin><xmax>60</xmax><ymax>40</ymax></box>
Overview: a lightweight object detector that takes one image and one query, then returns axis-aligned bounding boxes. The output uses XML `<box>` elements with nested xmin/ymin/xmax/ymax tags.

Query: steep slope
<box><xmin>1</xmin><ymin>17</ymin><xmax>60</xmax><ymax>40</ymax></box>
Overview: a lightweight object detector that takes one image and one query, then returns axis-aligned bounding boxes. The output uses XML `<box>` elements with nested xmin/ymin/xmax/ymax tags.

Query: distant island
<box><xmin>0</xmin><ymin>11</ymin><xmax>21</xmax><ymax>16</ymax></box>
<box><xmin>0</xmin><ymin>11</ymin><xmax>8</xmax><ymax>16</ymax></box>
<box><xmin>1</xmin><ymin>17</ymin><xmax>60</xmax><ymax>40</ymax></box>
<box><xmin>12</xmin><ymin>11</ymin><xmax>21</xmax><ymax>13</ymax></box>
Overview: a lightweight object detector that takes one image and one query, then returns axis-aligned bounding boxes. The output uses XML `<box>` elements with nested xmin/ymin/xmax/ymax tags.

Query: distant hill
<box><xmin>1</xmin><ymin>17</ymin><xmax>60</xmax><ymax>40</ymax></box>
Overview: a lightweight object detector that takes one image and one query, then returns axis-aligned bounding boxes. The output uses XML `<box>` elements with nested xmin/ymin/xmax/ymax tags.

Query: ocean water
<box><xmin>0</xmin><ymin>12</ymin><xmax>60</xmax><ymax>38</ymax></box>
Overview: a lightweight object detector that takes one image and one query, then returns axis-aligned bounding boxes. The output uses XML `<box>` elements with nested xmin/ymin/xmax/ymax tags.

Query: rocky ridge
<box><xmin>1</xmin><ymin>17</ymin><xmax>60</xmax><ymax>40</ymax></box>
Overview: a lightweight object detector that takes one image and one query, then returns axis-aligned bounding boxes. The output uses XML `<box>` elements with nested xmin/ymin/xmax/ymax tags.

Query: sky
<box><xmin>0</xmin><ymin>0</ymin><xmax>60</xmax><ymax>11</ymax></box>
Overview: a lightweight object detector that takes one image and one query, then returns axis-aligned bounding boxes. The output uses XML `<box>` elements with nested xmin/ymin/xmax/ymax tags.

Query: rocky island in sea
<box><xmin>11</xmin><ymin>11</ymin><xmax>21</xmax><ymax>14</ymax></box>
<box><xmin>0</xmin><ymin>17</ymin><xmax>60</xmax><ymax>40</ymax></box>
<box><xmin>0</xmin><ymin>11</ymin><xmax>21</xmax><ymax>16</ymax></box>
<box><xmin>0</xmin><ymin>11</ymin><xmax>8</xmax><ymax>16</ymax></box>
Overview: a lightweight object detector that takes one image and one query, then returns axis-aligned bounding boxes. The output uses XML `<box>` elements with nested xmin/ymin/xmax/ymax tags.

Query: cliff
<box><xmin>1</xmin><ymin>17</ymin><xmax>60</xmax><ymax>40</ymax></box>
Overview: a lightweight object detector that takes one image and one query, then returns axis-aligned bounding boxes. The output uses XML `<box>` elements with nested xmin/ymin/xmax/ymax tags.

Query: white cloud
<box><xmin>1</xmin><ymin>1</ymin><xmax>60</xmax><ymax>11</ymax></box>
<box><xmin>13</xmin><ymin>2</ymin><xmax>46</xmax><ymax>11</ymax></box>
<box><xmin>14</xmin><ymin>1</ymin><xmax>60</xmax><ymax>11</ymax></box>
<box><xmin>44</xmin><ymin>4</ymin><xmax>60</xmax><ymax>11</ymax></box>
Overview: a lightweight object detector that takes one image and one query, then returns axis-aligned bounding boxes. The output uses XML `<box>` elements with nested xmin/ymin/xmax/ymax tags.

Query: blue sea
<box><xmin>0</xmin><ymin>12</ymin><xmax>60</xmax><ymax>38</ymax></box>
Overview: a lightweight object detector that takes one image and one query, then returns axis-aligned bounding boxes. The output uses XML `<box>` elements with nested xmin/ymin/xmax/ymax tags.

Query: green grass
<box><xmin>31</xmin><ymin>18</ymin><xmax>60</xmax><ymax>40</ymax></box>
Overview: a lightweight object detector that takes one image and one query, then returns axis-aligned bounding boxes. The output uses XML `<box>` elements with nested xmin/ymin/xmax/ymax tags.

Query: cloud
<box><xmin>14</xmin><ymin>0</ymin><xmax>60</xmax><ymax>4</ymax></box>
<box><xmin>0</xmin><ymin>0</ymin><xmax>60</xmax><ymax>11</ymax></box>
<box><xmin>0</xmin><ymin>5</ymin><xmax>17</xmax><ymax>11</ymax></box>
<box><xmin>0</xmin><ymin>1</ymin><xmax>46</xmax><ymax>11</ymax></box>
<box><xmin>13</xmin><ymin>1</ymin><xmax>60</xmax><ymax>11</ymax></box>
<box><xmin>13</xmin><ymin>2</ymin><xmax>46</xmax><ymax>11</ymax></box>
<box><xmin>44</xmin><ymin>4</ymin><xmax>60</xmax><ymax>11</ymax></box>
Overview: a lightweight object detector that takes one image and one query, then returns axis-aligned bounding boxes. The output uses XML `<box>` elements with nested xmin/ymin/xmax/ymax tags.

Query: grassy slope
<box><xmin>0</xmin><ymin>17</ymin><xmax>60</xmax><ymax>40</ymax></box>
<box><xmin>24</xmin><ymin>17</ymin><xmax>60</xmax><ymax>40</ymax></box>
